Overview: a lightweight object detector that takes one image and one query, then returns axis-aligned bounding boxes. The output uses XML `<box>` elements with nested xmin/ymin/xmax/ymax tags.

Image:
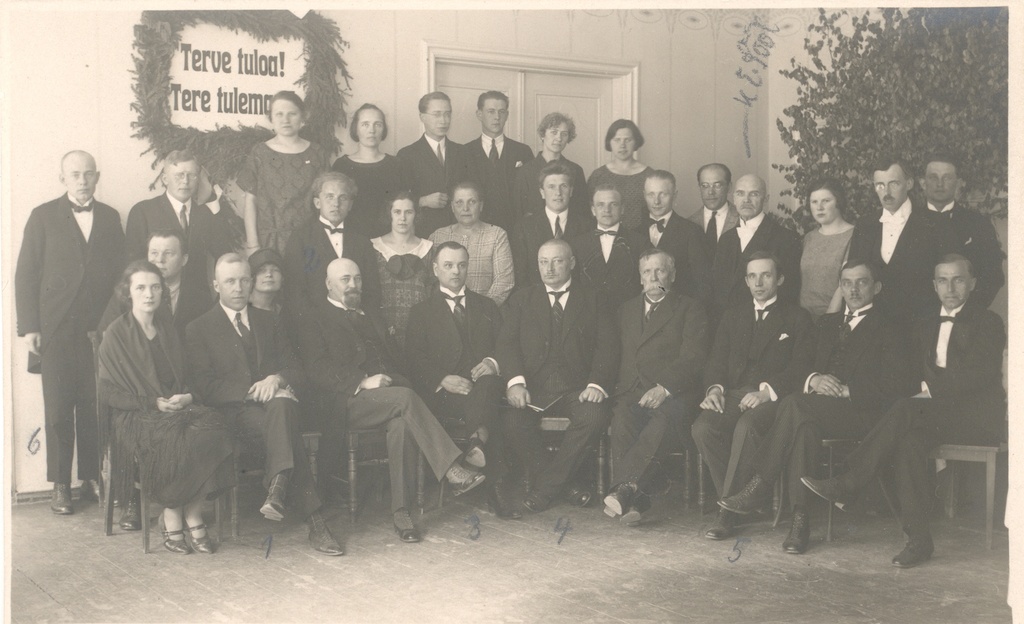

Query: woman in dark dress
<box><xmin>587</xmin><ymin>119</ymin><xmax>653</xmax><ymax>231</ymax></box>
<box><xmin>99</xmin><ymin>261</ymin><xmax>236</xmax><ymax>555</ymax></box>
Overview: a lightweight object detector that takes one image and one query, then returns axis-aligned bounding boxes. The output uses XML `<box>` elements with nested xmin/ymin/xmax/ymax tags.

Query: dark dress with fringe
<box><xmin>99</xmin><ymin>312</ymin><xmax>237</xmax><ymax>508</ymax></box>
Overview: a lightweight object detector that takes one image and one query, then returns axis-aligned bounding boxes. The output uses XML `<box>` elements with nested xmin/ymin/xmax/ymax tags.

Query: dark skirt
<box><xmin>111</xmin><ymin>405</ymin><xmax>237</xmax><ymax>509</ymax></box>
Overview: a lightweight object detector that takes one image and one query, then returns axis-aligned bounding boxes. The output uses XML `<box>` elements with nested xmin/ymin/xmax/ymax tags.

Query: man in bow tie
<box><xmin>802</xmin><ymin>254</ymin><xmax>1005</xmax><ymax>567</ymax></box>
<box><xmin>602</xmin><ymin>249</ymin><xmax>709</xmax><ymax>525</ymax></box>
<box><xmin>567</xmin><ymin>185</ymin><xmax>642</xmax><ymax>312</ymax></box>
<box><xmin>719</xmin><ymin>259</ymin><xmax>914</xmax><ymax>555</ymax></box>
<box><xmin>692</xmin><ymin>251</ymin><xmax>814</xmax><ymax>540</ymax></box>
<box><xmin>16</xmin><ymin>150</ymin><xmax>124</xmax><ymax>515</ymax></box>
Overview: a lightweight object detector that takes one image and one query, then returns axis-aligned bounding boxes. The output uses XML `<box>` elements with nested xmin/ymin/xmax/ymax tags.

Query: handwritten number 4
<box><xmin>465</xmin><ymin>515</ymin><xmax>481</xmax><ymax>541</ymax></box>
<box><xmin>728</xmin><ymin>537</ymin><xmax>751</xmax><ymax>563</ymax></box>
<box><xmin>554</xmin><ymin>517</ymin><xmax>572</xmax><ymax>544</ymax></box>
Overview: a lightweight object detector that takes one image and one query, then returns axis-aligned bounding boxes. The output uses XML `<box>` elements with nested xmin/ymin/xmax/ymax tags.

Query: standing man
<box><xmin>397</xmin><ymin>92</ymin><xmax>467</xmax><ymax>238</ymax></box>
<box><xmin>568</xmin><ymin>184</ymin><xmax>642</xmax><ymax>312</ymax></box>
<box><xmin>688</xmin><ymin>163</ymin><xmax>739</xmax><ymax>264</ymax></box>
<box><xmin>626</xmin><ymin>170</ymin><xmax>709</xmax><ymax>301</ymax></box>
<box><xmin>513</xmin><ymin>112</ymin><xmax>589</xmax><ymax>221</ymax></box>
<box><xmin>497</xmin><ymin>240</ymin><xmax>619</xmax><ymax>512</ymax></box>
<box><xmin>917</xmin><ymin>152</ymin><xmax>1004</xmax><ymax>309</ymax></box>
<box><xmin>692</xmin><ymin>251</ymin><xmax>814</xmax><ymax>540</ymax></box>
<box><xmin>16</xmin><ymin>150</ymin><xmax>125</xmax><ymax>514</ymax></box>
<box><xmin>186</xmin><ymin>254</ymin><xmax>343</xmax><ymax>555</ymax></box>
<box><xmin>603</xmin><ymin>249</ymin><xmax>708</xmax><ymax>525</ymax></box>
<box><xmin>463</xmin><ymin>91</ymin><xmax>534</xmax><ymax>233</ymax></box>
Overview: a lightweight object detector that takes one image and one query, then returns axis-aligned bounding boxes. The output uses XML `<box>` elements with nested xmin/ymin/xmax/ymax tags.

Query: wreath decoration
<box><xmin>131</xmin><ymin>10</ymin><xmax>351</xmax><ymax>186</ymax></box>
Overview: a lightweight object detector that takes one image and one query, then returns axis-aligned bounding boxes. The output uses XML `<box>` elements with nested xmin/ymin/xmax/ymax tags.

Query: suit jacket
<box><xmin>848</xmin><ymin>204</ymin><xmax>952</xmax><ymax>322</ymax></box>
<box><xmin>811</xmin><ymin>309</ymin><xmax>914</xmax><ymax>413</ymax></box>
<box><xmin>626</xmin><ymin>212</ymin><xmax>710</xmax><ymax>301</ymax></box>
<box><xmin>125</xmin><ymin>194</ymin><xmax>235</xmax><ymax>296</ymax></box>
<box><xmin>463</xmin><ymin>136</ymin><xmax>534</xmax><ymax>233</ymax></box>
<box><xmin>405</xmin><ymin>288</ymin><xmax>502</xmax><ymax>396</ymax></box>
<box><xmin>687</xmin><ymin>202</ymin><xmax>741</xmax><ymax>263</ymax></box>
<box><xmin>511</xmin><ymin>210</ymin><xmax>591</xmax><ymax>288</ymax></box>
<box><xmin>15</xmin><ymin>195</ymin><xmax>125</xmax><ymax>345</ymax></box>
<box><xmin>922</xmin><ymin>203</ymin><xmax>1005</xmax><ymax>309</ymax></box>
<box><xmin>396</xmin><ymin>135</ymin><xmax>469</xmax><ymax>238</ymax></box>
<box><xmin>282</xmin><ymin>216</ymin><xmax>381</xmax><ymax>316</ymax></box>
<box><xmin>496</xmin><ymin>282</ymin><xmax>618</xmax><ymax>393</ymax></box>
<box><xmin>568</xmin><ymin>228</ymin><xmax>642</xmax><ymax>313</ymax></box>
<box><xmin>512</xmin><ymin>153</ymin><xmax>589</xmax><ymax>224</ymax></box>
<box><xmin>703</xmin><ymin>299</ymin><xmax>814</xmax><ymax>398</ymax></box>
<box><xmin>710</xmin><ymin>214</ymin><xmax>801</xmax><ymax>318</ymax></box>
<box><xmin>615</xmin><ymin>291</ymin><xmax>708</xmax><ymax>399</ymax></box>
<box><xmin>185</xmin><ymin>304</ymin><xmax>302</xmax><ymax>408</ymax></box>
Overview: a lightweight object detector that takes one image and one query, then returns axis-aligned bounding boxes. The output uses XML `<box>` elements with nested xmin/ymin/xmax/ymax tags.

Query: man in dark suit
<box><xmin>397</xmin><ymin>91</ymin><xmax>467</xmax><ymax>238</ymax></box>
<box><xmin>917</xmin><ymin>153</ymin><xmax>1004</xmax><ymax>310</ymax></box>
<box><xmin>603</xmin><ymin>249</ymin><xmax>709</xmax><ymax>525</ymax></box>
<box><xmin>719</xmin><ymin>259</ymin><xmax>914</xmax><ymax>554</ymax></box>
<box><xmin>511</xmin><ymin>161</ymin><xmax>592</xmax><ymax>288</ymax></box>
<box><xmin>692</xmin><ymin>251</ymin><xmax>814</xmax><ymax>540</ymax></box>
<box><xmin>298</xmin><ymin>258</ymin><xmax>485</xmax><ymax>542</ymax></box>
<box><xmin>568</xmin><ymin>185</ymin><xmax>642</xmax><ymax>313</ymax></box>
<box><xmin>687</xmin><ymin>163</ymin><xmax>740</xmax><ymax>264</ymax></box>
<box><xmin>497</xmin><ymin>239</ymin><xmax>619</xmax><ymax>512</ymax></box>
<box><xmin>849</xmin><ymin>157</ymin><xmax>952</xmax><ymax>325</ymax></box>
<box><xmin>709</xmin><ymin>174</ymin><xmax>801</xmax><ymax>324</ymax></box>
<box><xmin>16</xmin><ymin>150</ymin><xmax>124</xmax><ymax>514</ymax></box>
<box><xmin>125</xmin><ymin>150</ymin><xmax>234</xmax><ymax>298</ymax></box>
<box><xmin>282</xmin><ymin>171</ymin><xmax>380</xmax><ymax>319</ymax></box>
<box><xmin>406</xmin><ymin>242</ymin><xmax>518</xmax><ymax>518</ymax></box>
<box><xmin>626</xmin><ymin>170</ymin><xmax>709</xmax><ymax>302</ymax></box>
<box><xmin>512</xmin><ymin>112</ymin><xmax>589</xmax><ymax>222</ymax></box>
<box><xmin>462</xmin><ymin>91</ymin><xmax>534</xmax><ymax>234</ymax></box>
<box><xmin>803</xmin><ymin>254</ymin><xmax>1005</xmax><ymax>567</ymax></box>
<box><xmin>185</xmin><ymin>253</ymin><xmax>343</xmax><ymax>555</ymax></box>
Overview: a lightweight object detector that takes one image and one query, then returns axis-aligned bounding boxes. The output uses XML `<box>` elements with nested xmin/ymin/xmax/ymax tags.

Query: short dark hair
<box><xmin>746</xmin><ymin>250</ymin><xmax>781</xmax><ymax>277</ymax></box>
<box><xmin>841</xmin><ymin>257</ymin><xmax>881</xmax><ymax>282</ymax></box>
<box><xmin>697</xmin><ymin>163</ymin><xmax>732</xmax><ymax>186</ymax></box>
<box><xmin>935</xmin><ymin>252</ymin><xmax>975</xmax><ymax>278</ymax></box>
<box><xmin>477</xmin><ymin>91</ymin><xmax>508</xmax><ymax>109</ymax></box>
<box><xmin>645</xmin><ymin>169</ymin><xmax>676</xmax><ymax>190</ymax></box>
<box><xmin>418</xmin><ymin>91</ymin><xmax>450</xmax><ymax>113</ymax></box>
<box><xmin>538</xmin><ymin>161</ymin><xmax>573</xmax><ymax>187</ymax></box>
<box><xmin>604</xmin><ymin>119</ymin><xmax>644</xmax><ymax>151</ymax></box>
<box><xmin>379</xmin><ymin>190</ymin><xmax>419</xmax><ymax>232</ymax></box>
<box><xmin>267</xmin><ymin>91</ymin><xmax>306</xmax><ymax>121</ymax></box>
<box><xmin>924</xmin><ymin>151</ymin><xmax>961</xmax><ymax>175</ymax></box>
<box><xmin>146</xmin><ymin>229</ymin><xmax>187</xmax><ymax>255</ymax></box>
<box><xmin>432</xmin><ymin>240</ymin><xmax>469</xmax><ymax>265</ymax></box>
<box><xmin>871</xmin><ymin>155</ymin><xmax>913</xmax><ymax>179</ymax></box>
<box><xmin>451</xmin><ymin>180</ymin><xmax>484</xmax><ymax>202</ymax></box>
<box><xmin>349</xmin><ymin>103</ymin><xmax>389</xmax><ymax>142</ymax></box>
<box><xmin>806</xmin><ymin>177</ymin><xmax>849</xmax><ymax>217</ymax></box>
<box><xmin>537</xmin><ymin>112</ymin><xmax>577</xmax><ymax>143</ymax></box>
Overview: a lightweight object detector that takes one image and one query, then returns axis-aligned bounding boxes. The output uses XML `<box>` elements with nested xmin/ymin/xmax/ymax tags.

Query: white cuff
<box><xmin>484</xmin><ymin>357</ymin><xmax>500</xmax><ymax>374</ymax></box>
<box><xmin>804</xmin><ymin>372</ymin><xmax>820</xmax><ymax>394</ymax></box>
<box><xmin>759</xmin><ymin>382</ymin><xmax>778</xmax><ymax>402</ymax></box>
<box><xmin>586</xmin><ymin>383</ymin><xmax>608</xmax><ymax>398</ymax></box>
<box><xmin>706</xmin><ymin>384</ymin><xmax>724</xmax><ymax>397</ymax></box>
<box><xmin>508</xmin><ymin>375</ymin><xmax>526</xmax><ymax>390</ymax></box>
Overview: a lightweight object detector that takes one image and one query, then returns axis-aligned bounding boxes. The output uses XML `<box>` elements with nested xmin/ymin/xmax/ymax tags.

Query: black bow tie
<box><xmin>939</xmin><ymin>315</ymin><xmax>957</xmax><ymax>324</ymax></box>
<box><xmin>72</xmin><ymin>203</ymin><xmax>92</xmax><ymax>213</ymax></box>
<box><xmin>648</xmin><ymin>218</ymin><xmax>667</xmax><ymax>232</ymax></box>
<box><xmin>596</xmin><ymin>229</ymin><xmax>618</xmax><ymax>236</ymax></box>
<box><xmin>322</xmin><ymin>222</ymin><xmax>344</xmax><ymax>235</ymax></box>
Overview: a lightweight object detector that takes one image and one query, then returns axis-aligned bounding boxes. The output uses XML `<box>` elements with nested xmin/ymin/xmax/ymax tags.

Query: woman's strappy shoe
<box><xmin>186</xmin><ymin>523</ymin><xmax>216</xmax><ymax>554</ymax></box>
<box><xmin>162</xmin><ymin>528</ymin><xmax>192</xmax><ymax>554</ymax></box>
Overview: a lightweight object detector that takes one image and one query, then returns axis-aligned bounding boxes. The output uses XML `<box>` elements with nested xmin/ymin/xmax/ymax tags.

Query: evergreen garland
<box><xmin>131</xmin><ymin>10</ymin><xmax>351</xmax><ymax>187</ymax></box>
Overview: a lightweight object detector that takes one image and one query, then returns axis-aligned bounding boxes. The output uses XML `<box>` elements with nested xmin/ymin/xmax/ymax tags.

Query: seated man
<box><xmin>498</xmin><ymin>239</ymin><xmax>619</xmax><ymax>512</ymax></box>
<box><xmin>692</xmin><ymin>251</ymin><xmax>814</xmax><ymax>540</ymax></box>
<box><xmin>719</xmin><ymin>259</ymin><xmax>914</xmax><ymax>554</ymax></box>
<box><xmin>297</xmin><ymin>258</ymin><xmax>485</xmax><ymax>543</ymax></box>
<box><xmin>185</xmin><ymin>253</ymin><xmax>343</xmax><ymax>556</ymax></box>
<box><xmin>568</xmin><ymin>184</ymin><xmax>642</xmax><ymax>313</ymax></box>
<box><xmin>406</xmin><ymin>242</ymin><xmax>518</xmax><ymax>518</ymax></box>
<box><xmin>603</xmin><ymin>249</ymin><xmax>708</xmax><ymax>525</ymax></box>
<box><xmin>802</xmin><ymin>254</ymin><xmax>1005</xmax><ymax>567</ymax></box>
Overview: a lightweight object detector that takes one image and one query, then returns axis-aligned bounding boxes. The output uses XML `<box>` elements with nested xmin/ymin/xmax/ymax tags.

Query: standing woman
<box><xmin>99</xmin><ymin>261</ymin><xmax>236</xmax><ymax>555</ymax></box>
<box><xmin>371</xmin><ymin>192</ymin><xmax>434</xmax><ymax>348</ymax></box>
<box><xmin>332</xmin><ymin>103</ymin><xmax>413</xmax><ymax>239</ymax></box>
<box><xmin>238</xmin><ymin>91</ymin><xmax>329</xmax><ymax>255</ymax></box>
<box><xmin>587</xmin><ymin>119</ymin><xmax>653</xmax><ymax>231</ymax></box>
<box><xmin>799</xmin><ymin>178</ymin><xmax>855</xmax><ymax>318</ymax></box>
<box><xmin>512</xmin><ymin>112</ymin><xmax>589</xmax><ymax>222</ymax></box>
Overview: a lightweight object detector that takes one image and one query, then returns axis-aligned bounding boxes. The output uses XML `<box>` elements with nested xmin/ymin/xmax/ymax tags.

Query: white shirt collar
<box><xmin>754</xmin><ymin>295</ymin><xmax>778</xmax><ymax>311</ymax></box>
<box><xmin>545</xmin><ymin>207</ymin><xmax>567</xmax><ymax>228</ymax></box>
<box><xmin>941</xmin><ymin>302</ymin><xmax>965</xmax><ymax>317</ymax></box>
<box><xmin>650</xmin><ymin>211</ymin><xmax>673</xmax><ymax>225</ymax></box>
<box><xmin>327</xmin><ymin>296</ymin><xmax>360</xmax><ymax>313</ymax></box>
<box><xmin>165</xmin><ymin>191</ymin><xmax>191</xmax><ymax>212</ymax></box>
<box><xmin>845</xmin><ymin>302</ymin><xmax>873</xmax><ymax>317</ymax></box>
<box><xmin>879</xmin><ymin>198</ymin><xmax>912</xmax><ymax>224</ymax></box>
<box><xmin>737</xmin><ymin>210</ymin><xmax>765</xmax><ymax>231</ymax></box>
<box><xmin>424</xmin><ymin>135</ymin><xmax>446</xmax><ymax>152</ymax></box>
<box><xmin>545</xmin><ymin>278</ymin><xmax>572</xmax><ymax>294</ymax></box>
<box><xmin>928</xmin><ymin>201</ymin><xmax>954</xmax><ymax>214</ymax></box>
<box><xmin>440</xmin><ymin>285</ymin><xmax>467</xmax><ymax>298</ymax></box>
<box><xmin>66</xmin><ymin>193</ymin><xmax>93</xmax><ymax>208</ymax></box>
<box><xmin>319</xmin><ymin>215</ymin><xmax>344</xmax><ymax>230</ymax></box>
<box><xmin>598</xmin><ymin>224</ymin><xmax>620</xmax><ymax>233</ymax></box>
<box><xmin>220</xmin><ymin>302</ymin><xmax>248</xmax><ymax>325</ymax></box>
<box><xmin>482</xmin><ymin>134</ymin><xmax>504</xmax><ymax>150</ymax></box>
<box><xmin>704</xmin><ymin>204</ymin><xmax>728</xmax><ymax>218</ymax></box>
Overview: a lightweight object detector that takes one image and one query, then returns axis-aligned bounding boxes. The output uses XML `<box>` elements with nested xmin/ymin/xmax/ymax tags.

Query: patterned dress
<box><xmin>429</xmin><ymin>224</ymin><xmax>515</xmax><ymax>306</ymax></box>
<box><xmin>587</xmin><ymin>165</ymin><xmax>654</xmax><ymax>231</ymax></box>
<box><xmin>371</xmin><ymin>237</ymin><xmax>434</xmax><ymax>348</ymax></box>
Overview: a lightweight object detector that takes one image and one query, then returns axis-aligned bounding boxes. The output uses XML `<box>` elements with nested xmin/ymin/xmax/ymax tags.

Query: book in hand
<box><xmin>526</xmin><ymin>394</ymin><xmax>563</xmax><ymax>413</ymax></box>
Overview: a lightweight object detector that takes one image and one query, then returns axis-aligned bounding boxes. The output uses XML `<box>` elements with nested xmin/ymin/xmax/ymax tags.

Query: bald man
<box><xmin>16</xmin><ymin>150</ymin><xmax>125</xmax><ymax>515</ymax></box>
<box><xmin>709</xmin><ymin>174</ymin><xmax>800</xmax><ymax>324</ymax></box>
<box><xmin>296</xmin><ymin>258</ymin><xmax>484</xmax><ymax>543</ymax></box>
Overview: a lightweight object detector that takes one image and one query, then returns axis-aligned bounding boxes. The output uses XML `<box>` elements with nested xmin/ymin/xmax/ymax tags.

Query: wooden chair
<box><xmin>343</xmin><ymin>427</ymin><xmax>425</xmax><ymax>523</ymax></box>
<box><xmin>928</xmin><ymin>443</ymin><xmax>1007</xmax><ymax>549</ymax></box>
<box><xmin>540</xmin><ymin>416</ymin><xmax>608</xmax><ymax>498</ymax></box>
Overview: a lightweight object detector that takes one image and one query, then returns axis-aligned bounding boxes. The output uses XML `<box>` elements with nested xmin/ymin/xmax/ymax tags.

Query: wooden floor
<box><xmin>9</xmin><ymin>476</ymin><xmax>1011</xmax><ymax>623</ymax></box>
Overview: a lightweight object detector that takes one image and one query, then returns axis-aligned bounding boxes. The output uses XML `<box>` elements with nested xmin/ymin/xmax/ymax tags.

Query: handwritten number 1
<box><xmin>262</xmin><ymin>534</ymin><xmax>273</xmax><ymax>559</ymax></box>
<box><xmin>554</xmin><ymin>517</ymin><xmax>572</xmax><ymax>544</ymax></box>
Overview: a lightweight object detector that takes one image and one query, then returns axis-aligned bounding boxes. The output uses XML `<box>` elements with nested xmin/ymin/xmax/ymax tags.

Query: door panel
<box><xmin>435</xmin><ymin>64</ymin><xmax>521</xmax><ymax>144</ymax></box>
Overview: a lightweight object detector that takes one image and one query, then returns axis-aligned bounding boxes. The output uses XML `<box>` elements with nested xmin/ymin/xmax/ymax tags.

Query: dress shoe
<box><xmin>185</xmin><ymin>523</ymin><xmax>216</xmax><ymax>554</ymax></box>
<box><xmin>522</xmin><ymin>494</ymin><xmax>549</xmax><ymax>513</ymax></box>
<box><xmin>462</xmin><ymin>438</ymin><xmax>486</xmax><ymax>469</ymax></box>
<box><xmin>162</xmin><ymin>529</ymin><xmax>192</xmax><ymax>555</ymax></box>
<box><xmin>782</xmin><ymin>508</ymin><xmax>810</xmax><ymax>554</ymax></box>
<box><xmin>308</xmin><ymin>513</ymin><xmax>345</xmax><ymax>555</ymax></box>
<box><xmin>487</xmin><ymin>482</ymin><xmax>523</xmax><ymax>520</ymax></box>
<box><xmin>50</xmin><ymin>483</ymin><xmax>74</xmax><ymax>515</ymax></box>
<box><xmin>566</xmin><ymin>484</ymin><xmax>593</xmax><ymax>508</ymax></box>
<box><xmin>621</xmin><ymin>492</ymin><xmax>651</xmax><ymax>526</ymax></box>
<box><xmin>892</xmin><ymin>536</ymin><xmax>933</xmax><ymax>568</ymax></box>
<box><xmin>603</xmin><ymin>482</ymin><xmax>636</xmax><ymax>518</ymax></box>
<box><xmin>446</xmin><ymin>463</ymin><xmax>486</xmax><ymax>496</ymax></box>
<box><xmin>261</xmin><ymin>473</ymin><xmax>288</xmax><ymax>521</ymax></box>
<box><xmin>79</xmin><ymin>479</ymin><xmax>101</xmax><ymax>503</ymax></box>
<box><xmin>704</xmin><ymin>509</ymin><xmax>736</xmax><ymax>540</ymax></box>
<box><xmin>801</xmin><ymin>476</ymin><xmax>850</xmax><ymax>510</ymax></box>
<box><xmin>119</xmin><ymin>493</ymin><xmax>141</xmax><ymax>531</ymax></box>
<box><xmin>393</xmin><ymin>509</ymin><xmax>421</xmax><ymax>543</ymax></box>
<box><xmin>719</xmin><ymin>474</ymin><xmax>771</xmax><ymax>515</ymax></box>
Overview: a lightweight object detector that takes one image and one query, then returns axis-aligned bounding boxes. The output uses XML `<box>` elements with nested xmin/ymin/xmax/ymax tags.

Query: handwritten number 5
<box><xmin>728</xmin><ymin>537</ymin><xmax>751</xmax><ymax>563</ymax></box>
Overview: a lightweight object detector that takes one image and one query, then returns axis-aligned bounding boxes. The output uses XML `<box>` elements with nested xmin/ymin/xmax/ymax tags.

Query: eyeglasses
<box><xmin>171</xmin><ymin>172</ymin><xmax>198</xmax><ymax>182</ymax></box>
<box><xmin>425</xmin><ymin>112</ymin><xmax>452</xmax><ymax>120</ymax></box>
<box><xmin>700</xmin><ymin>182</ymin><xmax>726</xmax><ymax>191</ymax></box>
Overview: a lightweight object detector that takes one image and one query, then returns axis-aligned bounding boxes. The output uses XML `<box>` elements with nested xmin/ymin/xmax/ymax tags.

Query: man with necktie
<box><xmin>802</xmin><ymin>254</ymin><xmax>1005</xmax><ymax>567</ymax></box>
<box><xmin>16</xmin><ymin>150</ymin><xmax>124</xmax><ymax>514</ymax></box>
<box><xmin>691</xmin><ymin>251</ymin><xmax>815</xmax><ymax>540</ymax></box>
<box><xmin>602</xmin><ymin>249</ymin><xmax>709</xmax><ymax>525</ymax></box>
<box><xmin>688</xmin><ymin>163</ymin><xmax>740</xmax><ymax>264</ymax></box>
<box><xmin>719</xmin><ymin>259</ymin><xmax>914</xmax><ymax>554</ymax></box>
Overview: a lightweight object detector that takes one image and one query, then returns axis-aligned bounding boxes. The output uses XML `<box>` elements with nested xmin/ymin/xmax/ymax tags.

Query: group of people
<box><xmin>15</xmin><ymin>87</ymin><xmax>1005</xmax><ymax>570</ymax></box>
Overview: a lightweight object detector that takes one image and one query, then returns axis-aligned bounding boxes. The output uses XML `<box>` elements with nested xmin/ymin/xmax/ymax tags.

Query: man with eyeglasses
<box><xmin>126</xmin><ymin>149</ymin><xmax>235</xmax><ymax>301</ymax></box>
<box><xmin>398</xmin><ymin>91</ymin><xmax>468</xmax><ymax>238</ymax></box>
<box><xmin>688</xmin><ymin>163</ymin><xmax>740</xmax><ymax>264</ymax></box>
<box><xmin>849</xmin><ymin>157</ymin><xmax>953</xmax><ymax>325</ymax></box>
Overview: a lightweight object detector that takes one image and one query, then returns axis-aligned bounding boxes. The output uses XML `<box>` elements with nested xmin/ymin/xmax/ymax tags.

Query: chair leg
<box><xmin>348</xmin><ymin>432</ymin><xmax>359</xmax><ymax>524</ymax></box>
<box><xmin>986</xmin><ymin>454</ymin><xmax>996</xmax><ymax>549</ymax></box>
<box><xmin>231</xmin><ymin>484</ymin><xmax>239</xmax><ymax>539</ymax></box>
<box><xmin>945</xmin><ymin>462</ymin><xmax>960</xmax><ymax>519</ymax></box>
<box><xmin>103</xmin><ymin>449</ymin><xmax>115</xmax><ymax>537</ymax></box>
<box><xmin>417</xmin><ymin>452</ymin><xmax>425</xmax><ymax>514</ymax></box>
<box><xmin>697</xmin><ymin>452</ymin><xmax>706</xmax><ymax>515</ymax></box>
<box><xmin>826</xmin><ymin>446</ymin><xmax>835</xmax><ymax>542</ymax></box>
<box><xmin>773</xmin><ymin>479</ymin><xmax>784</xmax><ymax>528</ymax></box>
<box><xmin>140</xmin><ymin>483</ymin><xmax>150</xmax><ymax>554</ymax></box>
<box><xmin>597</xmin><ymin>434</ymin><xmax>607</xmax><ymax>497</ymax></box>
<box><xmin>682</xmin><ymin>449</ymin><xmax>692</xmax><ymax>506</ymax></box>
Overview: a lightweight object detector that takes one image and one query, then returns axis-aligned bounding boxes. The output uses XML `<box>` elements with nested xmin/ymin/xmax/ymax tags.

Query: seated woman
<box><xmin>248</xmin><ymin>247</ymin><xmax>286</xmax><ymax>315</ymax></box>
<box><xmin>371</xmin><ymin>192</ymin><xmax>434</xmax><ymax>348</ymax></box>
<box><xmin>99</xmin><ymin>260</ymin><xmax>237</xmax><ymax>555</ymax></box>
<box><xmin>799</xmin><ymin>178</ymin><xmax>854</xmax><ymax>319</ymax></box>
